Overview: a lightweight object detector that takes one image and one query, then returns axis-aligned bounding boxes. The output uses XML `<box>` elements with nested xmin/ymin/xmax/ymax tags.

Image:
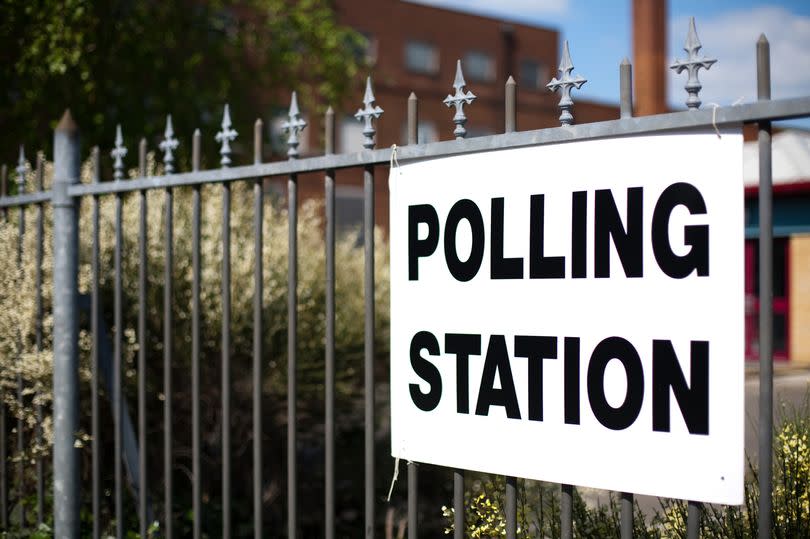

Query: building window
<box><xmin>463</xmin><ymin>51</ymin><xmax>495</xmax><ymax>82</ymax></box>
<box><xmin>405</xmin><ymin>40</ymin><xmax>439</xmax><ymax>75</ymax></box>
<box><xmin>339</xmin><ymin>117</ymin><xmax>365</xmax><ymax>154</ymax></box>
<box><xmin>745</xmin><ymin>237</ymin><xmax>789</xmax><ymax>360</ymax></box>
<box><xmin>357</xmin><ymin>31</ymin><xmax>378</xmax><ymax>67</ymax></box>
<box><xmin>519</xmin><ymin>59</ymin><xmax>546</xmax><ymax>90</ymax></box>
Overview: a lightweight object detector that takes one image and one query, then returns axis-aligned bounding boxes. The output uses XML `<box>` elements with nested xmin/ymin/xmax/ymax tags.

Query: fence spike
<box><xmin>620</xmin><ymin>58</ymin><xmax>634</xmax><ymax>119</ymax></box>
<box><xmin>325</xmin><ymin>106</ymin><xmax>335</xmax><ymax>155</ymax></box>
<box><xmin>505</xmin><ymin>76</ymin><xmax>516</xmax><ymax>133</ymax></box>
<box><xmin>254</xmin><ymin>119</ymin><xmax>263</xmax><ymax>164</ymax></box>
<box><xmin>355</xmin><ymin>77</ymin><xmax>383</xmax><ymax>149</ymax></box>
<box><xmin>159</xmin><ymin>115</ymin><xmax>179</xmax><ymax>174</ymax></box>
<box><xmin>282</xmin><ymin>92</ymin><xmax>307</xmax><ymax>159</ymax></box>
<box><xmin>1</xmin><ymin>164</ymin><xmax>7</xmax><ymax>201</ymax></box>
<box><xmin>547</xmin><ymin>41</ymin><xmax>587</xmax><ymax>126</ymax></box>
<box><xmin>670</xmin><ymin>17</ymin><xmax>716</xmax><ymax>110</ymax></box>
<box><xmin>192</xmin><ymin>128</ymin><xmax>201</xmax><ymax>172</ymax></box>
<box><xmin>36</xmin><ymin>152</ymin><xmax>44</xmax><ymax>191</ymax></box>
<box><xmin>92</xmin><ymin>146</ymin><xmax>101</xmax><ymax>184</ymax></box>
<box><xmin>16</xmin><ymin>146</ymin><xmax>26</xmax><ymax>193</ymax></box>
<box><xmin>138</xmin><ymin>138</ymin><xmax>147</xmax><ymax>177</ymax></box>
<box><xmin>444</xmin><ymin>60</ymin><xmax>476</xmax><ymax>140</ymax></box>
<box><xmin>111</xmin><ymin>125</ymin><xmax>128</xmax><ymax>181</ymax></box>
<box><xmin>216</xmin><ymin>104</ymin><xmax>238</xmax><ymax>167</ymax></box>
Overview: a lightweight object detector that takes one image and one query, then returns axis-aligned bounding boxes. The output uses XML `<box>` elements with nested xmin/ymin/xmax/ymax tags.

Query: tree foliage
<box><xmin>0</xmin><ymin>0</ymin><xmax>364</xmax><ymax>165</ymax></box>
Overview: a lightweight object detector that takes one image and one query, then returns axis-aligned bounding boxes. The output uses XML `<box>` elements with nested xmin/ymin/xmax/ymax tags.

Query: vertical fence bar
<box><xmin>621</xmin><ymin>492</ymin><xmax>634</xmax><ymax>539</ymax></box>
<box><xmin>324</xmin><ymin>106</ymin><xmax>336</xmax><ymax>539</ymax></box>
<box><xmin>1</xmin><ymin>164</ymin><xmax>7</xmax><ymax>220</ymax></box>
<box><xmin>406</xmin><ymin>92</ymin><xmax>419</xmax><ymax>539</ymax></box>
<box><xmin>0</xmin><ymin>376</ymin><xmax>5</xmax><ymax>531</ymax></box>
<box><xmin>453</xmin><ymin>470</ymin><xmax>464</xmax><ymax>539</ymax></box>
<box><xmin>221</xmin><ymin>163</ymin><xmax>232</xmax><ymax>539</ymax></box>
<box><xmin>505</xmin><ymin>477</ymin><xmax>517</xmax><ymax>539</ymax></box>
<box><xmin>363</xmin><ymin>163</ymin><xmax>375</xmax><ymax>539</ymax></box>
<box><xmin>34</xmin><ymin>154</ymin><xmax>45</xmax><ymax>526</ymax></box>
<box><xmin>445</xmin><ymin>69</ymin><xmax>469</xmax><ymax>539</ymax></box>
<box><xmin>191</xmin><ymin>129</ymin><xmax>202</xmax><ymax>539</ymax></box>
<box><xmin>221</xmin><ymin>183</ymin><xmax>232</xmax><ymax>539</ymax></box>
<box><xmin>16</xmin><ymin>147</ymin><xmax>27</xmax><ymax>527</ymax></box>
<box><xmin>252</xmin><ymin>119</ymin><xmax>264</xmax><ymax>539</ymax></box>
<box><xmin>216</xmin><ymin>104</ymin><xmax>236</xmax><ymax>539</ymax></box>
<box><xmin>503</xmin><ymin>76</ymin><xmax>518</xmax><ymax>539</ymax></box>
<box><xmin>52</xmin><ymin>109</ymin><xmax>81</xmax><ymax>538</ymax></box>
<box><xmin>687</xmin><ymin>501</ymin><xmax>701</xmax><ymax>539</ymax></box>
<box><xmin>138</xmin><ymin>138</ymin><xmax>149</xmax><ymax>539</ymax></box>
<box><xmin>756</xmin><ymin>33</ymin><xmax>773</xmax><ymax>539</ymax></box>
<box><xmin>114</xmin><ymin>149</ymin><xmax>124</xmax><ymax>539</ymax></box>
<box><xmin>0</xmin><ymin>161</ymin><xmax>6</xmax><ymax>530</ymax></box>
<box><xmin>561</xmin><ymin>484</ymin><xmax>573</xmax><ymax>539</ymax></box>
<box><xmin>287</xmin><ymin>169</ymin><xmax>298</xmax><ymax>539</ymax></box>
<box><xmin>619</xmin><ymin>58</ymin><xmax>635</xmax><ymax>539</ymax></box>
<box><xmin>283</xmin><ymin>92</ymin><xmax>305</xmax><ymax>539</ymax></box>
<box><xmin>407</xmin><ymin>463</ymin><xmax>417</xmax><ymax>539</ymax></box>
<box><xmin>163</xmin><ymin>148</ymin><xmax>175</xmax><ymax>539</ymax></box>
<box><xmin>354</xmin><ymin>78</ymin><xmax>381</xmax><ymax>539</ymax></box>
<box><xmin>91</xmin><ymin>147</ymin><xmax>101</xmax><ymax>539</ymax></box>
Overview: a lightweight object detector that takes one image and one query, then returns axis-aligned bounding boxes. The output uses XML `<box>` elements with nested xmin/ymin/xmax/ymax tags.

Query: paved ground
<box><xmin>743</xmin><ymin>364</ymin><xmax>810</xmax><ymax>463</ymax></box>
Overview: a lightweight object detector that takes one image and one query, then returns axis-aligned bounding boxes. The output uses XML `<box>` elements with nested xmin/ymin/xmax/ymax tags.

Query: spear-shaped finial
<box><xmin>443</xmin><ymin>60</ymin><xmax>477</xmax><ymax>139</ymax></box>
<box><xmin>355</xmin><ymin>77</ymin><xmax>383</xmax><ymax>149</ymax></box>
<box><xmin>670</xmin><ymin>17</ymin><xmax>717</xmax><ymax>110</ymax></box>
<box><xmin>111</xmin><ymin>125</ymin><xmax>128</xmax><ymax>181</ymax></box>
<box><xmin>215</xmin><ymin>104</ymin><xmax>238</xmax><ymax>167</ymax></box>
<box><xmin>281</xmin><ymin>92</ymin><xmax>307</xmax><ymax>159</ymax></box>
<box><xmin>159</xmin><ymin>115</ymin><xmax>179</xmax><ymax>174</ymax></box>
<box><xmin>16</xmin><ymin>146</ymin><xmax>26</xmax><ymax>192</ymax></box>
<box><xmin>546</xmin><ymin>41</ymin><xmax>587</xmax><ymax>126</ymax></box>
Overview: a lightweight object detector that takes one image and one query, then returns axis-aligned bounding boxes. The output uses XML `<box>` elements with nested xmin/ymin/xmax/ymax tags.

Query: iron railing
<box><xmin>0</xmin><ymin>18</ymin><xmax>808</xmax><ymax>539</ymax></box>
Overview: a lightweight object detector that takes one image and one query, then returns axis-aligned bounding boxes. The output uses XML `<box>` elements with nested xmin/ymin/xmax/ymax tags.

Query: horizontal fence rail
<box><xmin>0</xmin><ymin>20</ymin><xmax>807</xmax><ymax>539</ymax></box>
<box><xmin>1</xmin><ymin>96</ymin><xmax>809</xmax><ymax>210</ymax></box>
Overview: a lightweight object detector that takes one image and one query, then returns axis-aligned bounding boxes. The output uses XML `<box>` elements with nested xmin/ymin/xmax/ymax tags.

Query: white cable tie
<box><xmin>390</xmin><ymin>143</ymin><xmax>400</xmax><ymax>171</ymax></box>
<box><xmin>386</xmin><ymin>456</ymin><xmax>401</xmax><ymax>502</ymax></box>
<box><xmin>706</xmin><ymin>103</ymin><xmax>722</xmax><ymax>139</ymax></box>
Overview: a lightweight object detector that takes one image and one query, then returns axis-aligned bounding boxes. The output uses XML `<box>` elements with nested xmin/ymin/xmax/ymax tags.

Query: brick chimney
<box><xmin>633</xmin><ymin>0</ymin><xmax>668</xmax><ymax>115</ymax></box>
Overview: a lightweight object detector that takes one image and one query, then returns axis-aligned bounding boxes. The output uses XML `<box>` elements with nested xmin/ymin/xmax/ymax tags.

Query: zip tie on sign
<box><xmin>706</xmin><ymin>98</ymin><xmax>744</xmax><ymax>140</ymax></box>
<box><xmin>390</xmin><ymin>143</ymin><xmax>400</xmax><ymax>171</ymax></box>
<box><xmin>706</xmin><ymin>103</ymin><xmax>722</xmax><ymax>139</ymax></box>
<box><xmin>386</xmin><ymin>456</ymin><xmax>401</xmax><ymax>502</ymax></box>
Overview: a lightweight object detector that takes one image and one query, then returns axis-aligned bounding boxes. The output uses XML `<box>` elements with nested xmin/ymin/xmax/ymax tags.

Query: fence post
<box><xmin>52</xmin><ymin>109</ymin><xmax>81</xmax><ymax>537</ymax></box>
<box><xmin>756</xmin><ymin>33</ymin><xmax>773</xmax><ymax>539</ymax></box>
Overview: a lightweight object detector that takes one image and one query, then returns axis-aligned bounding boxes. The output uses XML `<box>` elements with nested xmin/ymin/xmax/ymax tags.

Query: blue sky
<box><xmin>408</xmin><ymin>0</ymin><xmax>810</xmax><ymax>127</ymax></box>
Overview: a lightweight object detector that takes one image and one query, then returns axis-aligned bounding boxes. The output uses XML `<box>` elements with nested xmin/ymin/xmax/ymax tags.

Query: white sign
<box><xmin>389</xmin><ymin>131</ymin><xmax>744</xmax><ymax>505</ymax></box>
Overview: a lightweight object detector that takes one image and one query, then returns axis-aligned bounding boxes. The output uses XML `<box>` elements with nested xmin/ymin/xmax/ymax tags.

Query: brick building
<box><xmin>743</xmin><ymin>131</ymin><xmax>810</xmax><ymax>365</ymax></box>
<box><xmin>278</xmin><ymin>0</ymin><xmax>810</xmax><ymax>365</ymax></box>
<box><xmin>279</xmin><ymin>0</ymin><xmax>618</xmax><ymax>233</ymax></box>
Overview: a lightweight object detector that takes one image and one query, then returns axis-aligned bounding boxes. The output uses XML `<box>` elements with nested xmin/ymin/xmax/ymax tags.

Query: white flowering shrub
<box><xmin>0</xmin><ymin>153</ymin><xmax>390</xmax><ymax>531</ymax></box>
<box><xmin>441</xmin><ymin>399</ymin><xmax>810</xmax><ymax>538</ymax></box>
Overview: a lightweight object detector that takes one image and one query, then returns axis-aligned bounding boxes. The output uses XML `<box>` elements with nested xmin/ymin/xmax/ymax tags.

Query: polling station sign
<box><xmin>389</xmin><ymin>131</ymin><xmax>744</xmax><ymax>505</ymax></box>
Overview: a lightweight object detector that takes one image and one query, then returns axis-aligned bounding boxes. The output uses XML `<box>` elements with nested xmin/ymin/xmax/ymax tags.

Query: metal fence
<box><xmin>1</xmin><ymin>18</ymin><xmax>809</xmax><ymax>539</ymax></box>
